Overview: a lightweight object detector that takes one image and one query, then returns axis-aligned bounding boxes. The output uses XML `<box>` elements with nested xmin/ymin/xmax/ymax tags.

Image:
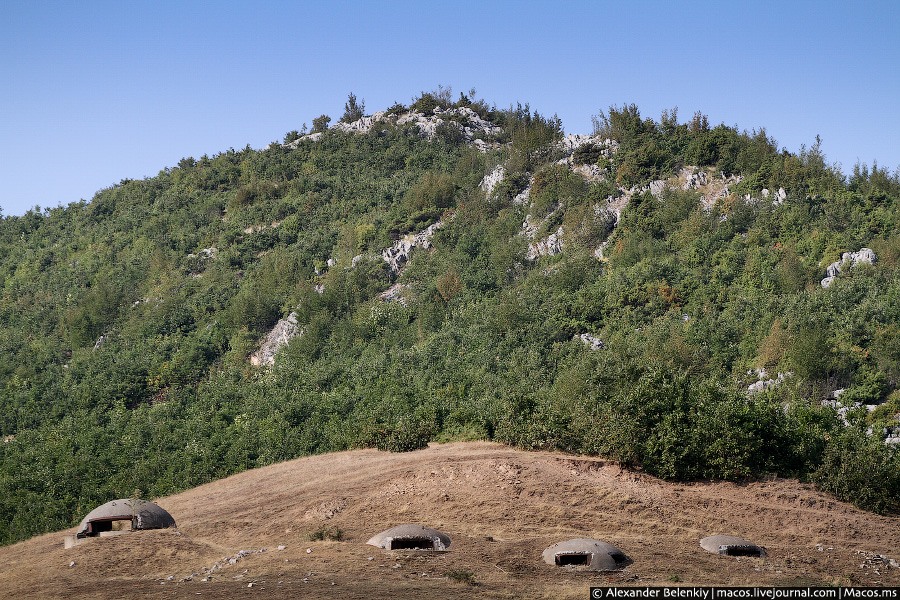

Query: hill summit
<box><xmin>0</xmin><ymin>91</ymin><xmax>898</xmax><ymax>547</ymax></box>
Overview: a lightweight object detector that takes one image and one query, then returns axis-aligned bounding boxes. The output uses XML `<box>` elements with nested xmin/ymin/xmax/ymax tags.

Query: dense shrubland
<box><xmin>0</xmin><ymin>93</ymin><xmax>898</xmax><ymax>545</ymax></box>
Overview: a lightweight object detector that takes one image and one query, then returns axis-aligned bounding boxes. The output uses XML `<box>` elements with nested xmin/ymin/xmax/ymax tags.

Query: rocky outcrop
<box><xmin>557</xmin><ymin>134</ymin><xmax>618</xmax><ymax>155</ymax></box>
<box><xmin>186</xmin><ymin>247</ymin><xmax>218</xmax><ymax>276</ymax></box>
<box><xmin>746</xmin><ymin>369</ymin><xmax>791</xmax><ymax>394</ymax></box>
<box><xmin>250</xmin><ymin>312</ymin><xmax>300</xmax><ymax>367</ymax></box>
<box><xmin>527</xmin><ymin>226</ymin><xmax>564</xmax><ymax>260</ymax></box>
<box><xmin>760</xmin><ymin>187</ymin><xmax>787</xmax><ymax>205</ymax></box>
<box><xmin>821</xmin><ymin>248</ymin><xmax>877</xmax><ymax>288</ymax></box>
<box><xmin>480</xmin><ymin>165</ymin><xmax>505</xmax><ymax>197</ymax></box>
<box><xmin>290</xmin><ymin>106</ymin><xmax>502</xmax><ymax>151</ymax></box>
<box><xmin>382</xmin><ymin>221</ymin><xmax>444</xmax><ymax>274</ymax></box>
<box><xmin>576</xmin><ymin>333</ymin><xmax>604</xmax><ymax>350</ymax></box>
<box><xmin>378</xmin><ymin>283</ymin><xmax>407</xmax><ymax>306</ymax></box>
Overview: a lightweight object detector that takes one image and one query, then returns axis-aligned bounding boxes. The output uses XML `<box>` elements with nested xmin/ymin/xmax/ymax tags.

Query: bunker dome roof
<box><xmin>76</xmin><ymin>499</ymin><xmax>175</xmax><ymax>536</ymax></box>
<box><xmin>366</xmin><ymin>524</ymin><xmax>451</xmax><ymax>550</ymax></box>
<box><xmin>700</xmin><ymin>535</ymin><xmax>766</xmax><ymax>557</ymax></box>
<box><xmin>542</xmin><ymin>538</ymin><xmax>630</xmax><ymax>571</ymax></box>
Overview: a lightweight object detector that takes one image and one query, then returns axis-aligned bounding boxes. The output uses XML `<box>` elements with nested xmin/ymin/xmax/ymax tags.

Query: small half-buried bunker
<box><xmin>76</xmin><ymin>499</ymin><xmax>176</xmax><ymax>538</ymax></box>
<box><xmin>700</xmin><ymin>535</ymin><xmax>766</xmax><ymax>557</ymax></box>
<box><xmin>367</xmin><ymin>524</ymin><xmax>451</xmax><ymax>551</ymax></box>
<box><xmin>542</xmin><ymin>538</ymin><xmax>631</xmax><ymax>571</ymax></box>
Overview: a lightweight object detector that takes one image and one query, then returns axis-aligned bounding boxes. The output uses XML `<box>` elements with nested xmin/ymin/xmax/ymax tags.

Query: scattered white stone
<box><xmin>188</xmin><ymin>247</ymin><xmax>218</xmax><ymax>260</ymax></box>
<box><xmin>277</xmin><ymin>545</ymin><xmax>286</xmax><ymax>551</ymax></box>
<box><xmin>306</xmin><ymin>548</ymin><xmax>312</xmax><ymax>554</ymax></box>
<box><xmin>747</xmin><ymin>370</ymin><xmax>791</xmax><ymax>394</ymax></box>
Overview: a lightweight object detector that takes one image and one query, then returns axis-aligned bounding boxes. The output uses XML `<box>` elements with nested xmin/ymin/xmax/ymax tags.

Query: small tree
<box><xmin>340</xmin><ymin>93</ymin><xmax>365</xmax><ymax>123</ymax></box>
<box><xmin>311</xmin><ymin>114</ymin><xmax>331</xmax><ymax>133</ymax></box>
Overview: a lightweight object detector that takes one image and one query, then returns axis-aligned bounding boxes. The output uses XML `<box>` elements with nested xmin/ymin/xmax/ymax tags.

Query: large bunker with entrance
<box><xmin>700</xmin><ymin>535</ymin><xmax>766</xmax><ymax>557</ymax></box>
<box><xmin>367</xmin><ymin>524</ymin><xmax>451</xmax><ymax>551</ymax></box>
<box><xmin>76</xmin><ymin>499</ymin><xmax>176</xmax><ymax>538</ymax></box>
<box><xmin>542</xmin><ymin>538</ymin><xmax>631</xmax><ymax>571</ymax></box>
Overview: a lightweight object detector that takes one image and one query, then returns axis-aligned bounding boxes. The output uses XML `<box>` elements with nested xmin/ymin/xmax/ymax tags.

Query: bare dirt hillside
<box><xmin>1</xmin><ymin>442</ymin><xmax>897</xmax><ymax>599</ymax></box>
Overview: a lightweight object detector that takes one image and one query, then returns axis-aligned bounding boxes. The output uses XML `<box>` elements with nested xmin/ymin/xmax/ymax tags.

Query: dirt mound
<box><xmin>1</xmin><ymin>442</ymin><xmax>897</xmax><ymax>598</ymax></box>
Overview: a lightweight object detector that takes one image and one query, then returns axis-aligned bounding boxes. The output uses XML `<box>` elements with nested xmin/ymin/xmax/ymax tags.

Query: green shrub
<box><xmin>813</xmin><ymin>429</ymin><xmax>900</xmax><ymax>514</ymax></box>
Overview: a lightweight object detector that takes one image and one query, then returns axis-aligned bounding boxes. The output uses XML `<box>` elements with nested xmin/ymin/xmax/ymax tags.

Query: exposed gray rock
<box><xmin>558</xmin><ymin>134</ymin><xmax>618</xmax><ymax>155</ymax></box>
<box><xmin>378</xmin><ymin>283</ymin><xmax>407</xmax><ymax>306</ymax></box>
<box><xmin>681</xmin><ymin>168</ymin><xmax>708</xmax><ymax>190</ymax></box>
<box><xmin>250</xmin><ymin>312</ymin><xmax>300</xmax><ymax>367</ymax></box>
<box><xmin>774</xmin><ymin>187</ymin><xmax>787</xmax><ymax>205</ymax></box>
<box><xmin>571</xmin><ymin>162</ymin><xmax>605</xmax><ymax>182</ymax></box>
<box><xmin>821</xmin><ymin>394</ymin><xmax>880</xmax><ymax>427</ymax></box>
<box><xmin>821</xmin><ymin>248</ymin><xmax>877</xmax><ymax>288</ymax></box>
<box><xmin>649</xmin><ymin>179</ymin><xmax>667</xmax><ymax>198</ymax></box>
<box><xmin>513</xmin><ymin>180</ymin><xmax>532</xmax><ymax>205</ymax></box>
<box><xmin>480</xmin><ymin>165</ymin><xmax>505</xmax><ymax>197</ymax></box>
<box><xmin>576</xmin><ymin>333</ymin><xmax>604</xmax><ymax>350</ymax></box>
<box><xmin>332</xmin><ymin>111</ymin><xmax>386</xmax><ymax>134</ymax></box>
<box><xmin>746</xmin><ymin>369</ymin><xmax>791</xmax><ymax>394</ymax></box>
<box><xmin>186</xmin><ymin>247</ymin><xmax>218</xmax><ymax>276</ymax></box>
<box><xmin>885</xmin><ymin>427</ymin><xmax>900</xmax><ymax>445</ymax></box>
<box><xmin>382</xmin><ymin>221</ymin><xmax>444</xmax><ymax>274</ymax></box>
<box><xmin>287</xmin><ymin>106</ymin><xmax>501</xmax><ymax>150</ymax></box>
<box><xmin>521</xmin><ymin>214</ymin><xmax>540</xmax><ymax>240</ymax></box>
<box><xmin>527</xmin><ymin>226</ymin><xmax>564</xmax><ymax>260</ymax></box>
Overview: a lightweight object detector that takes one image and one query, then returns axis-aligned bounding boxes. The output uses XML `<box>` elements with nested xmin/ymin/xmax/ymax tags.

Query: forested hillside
<box><xmin>1</xmin><ymin>91</ymin><xmax>898</xmax><ymax>545</ymax></box>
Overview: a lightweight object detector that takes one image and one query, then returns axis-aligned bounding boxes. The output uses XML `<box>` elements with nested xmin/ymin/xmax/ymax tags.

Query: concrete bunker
<box><xmin>76</xmin><ymin>499</ymin><xmax>176</xmax><ymax>539</ymax></box>
<box><xmin>700</xmin><ymin>535</ymin><xmax>766</xmax><ymax>557</ymax></box>
<box><xmin>367</xmin><ymin>524</ymin><xmax>451</xmax><ymax>551</ymax></box>
<box><xmin>542</xmin><ymin>538</ymin><xmax>631</xmax><ymax>571</ymax></box>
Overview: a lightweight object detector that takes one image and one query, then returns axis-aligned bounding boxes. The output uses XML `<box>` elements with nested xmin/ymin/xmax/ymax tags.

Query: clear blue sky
<box><xmin>2</xmin><ymin>0</ymin><xmax>898</xmax><ymax>216</ymax></box>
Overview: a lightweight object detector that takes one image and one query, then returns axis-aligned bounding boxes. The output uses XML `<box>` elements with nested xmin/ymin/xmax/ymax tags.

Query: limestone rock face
<box><xmin>250</xmin><ymin>312</ymin><xmax>300</xmax><ymax>367</ymax></box>
<box><xmin>821</xmin><ymin>248</ymin><xmax>876</xmax><ymax>288</ymax></box>
<box><xmin>527</xmin><ymin>226</ymin><xmax>564</xmax><ymax>260</ymax></box>
<box><xmin>382</xmin><ymin>221</ymin><xmax>444</xmax><ymax>275</ymax></box>
<box><xmin>480</xmin><ymin>165</ymin><xmax>505</xmax><ymax>197</ymax></box>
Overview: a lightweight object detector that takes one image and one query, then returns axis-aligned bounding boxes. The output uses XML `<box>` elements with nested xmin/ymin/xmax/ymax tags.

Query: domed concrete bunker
<box><xmin>76</xmin><ymin>499</ymin><xmax>176</xmax><ymax>538</ymax></box>
<box><xmin>542</xmin><ymin>538</ymin><xmax>631</xmax><ymax>571</ymax></box>
<box><xmin>367</xmin><ymin>524</ymin><xmax>451</xmax><ymax>551</ymax></box>
<box><xmin>700</xmin><ymin>535</ymin><xmax>766</xmax><ymax>557</ymax></box>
